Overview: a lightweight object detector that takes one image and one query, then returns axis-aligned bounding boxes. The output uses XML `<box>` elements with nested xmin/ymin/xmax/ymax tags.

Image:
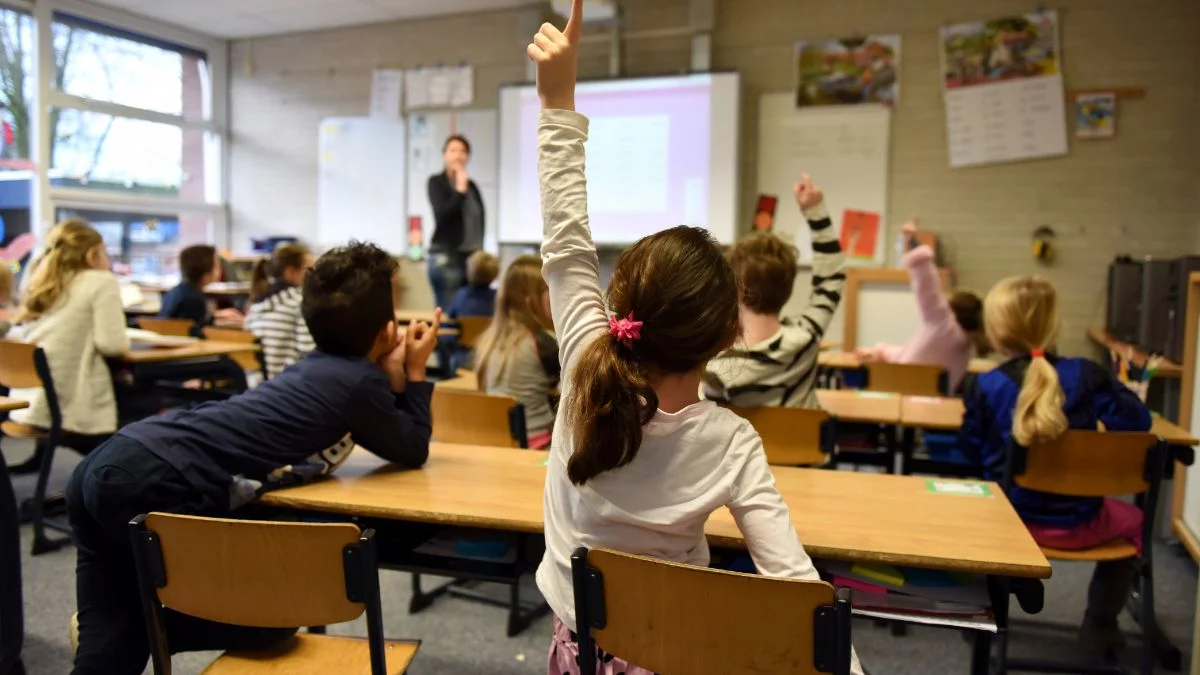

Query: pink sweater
<box><xmin>870</xmin><ymin>245</ymin><xmax>971</xmax><ymax>392</ymax></box>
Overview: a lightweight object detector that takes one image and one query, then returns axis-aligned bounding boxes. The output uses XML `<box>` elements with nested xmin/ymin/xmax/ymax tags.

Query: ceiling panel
<box><xmin>84</xmin><ymin>0</ymin><xmax>539</xmax><ymax>39</ymax></box>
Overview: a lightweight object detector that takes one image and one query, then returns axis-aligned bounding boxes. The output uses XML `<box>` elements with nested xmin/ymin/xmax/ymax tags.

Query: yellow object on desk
<box><xmin>261</xmin><ymin>443</ymin><xmax>1051</xmax><ymax>580</ymax></box>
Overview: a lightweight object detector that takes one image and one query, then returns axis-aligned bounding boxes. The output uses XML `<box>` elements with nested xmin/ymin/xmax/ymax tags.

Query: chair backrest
<box><xmin>137</xmin><ymin>317</ymin><xmax>194</xmax><ymax>337</ymax></box>
<box><xmin>131</xmin><ymin>513</ymin><xmax>389</xmax><ymax>675</ymax></box>
<box><xmin>1005</xmin><ymin>430</ymin><xmax>1163</xmax><ymax>498</ymax></box>
<box><xmin>201</xmin><ymin>327</ymin><xmax>261</xmax><ymax>372</ymax></box>
<box><xmin>724</xmin><ymin>405</ymin><xmax>834</xmax><ymax>466</ymax></box>
<box><xmin>432</xmin><ymin>388</ymin><xmax>526</xmax><ymax>448</ymax></box>
<box><xmin>456</xmin><ymin>316</ymin><xmax>492</xmax><ymax>350</ymax></box>
<box><xmin>864</xmin><ymin>362</ymin><xmax>948</xmax><ymax>397</ymax></box>
<box><xmin>572</xmin><ymin>548</ymin><xmax>853</xmax><ymax>675</ymax></box>
<box><xmin>0</xmin><ymin>340</ymin><xmax>60</xmax><ymax>432</ymax></box>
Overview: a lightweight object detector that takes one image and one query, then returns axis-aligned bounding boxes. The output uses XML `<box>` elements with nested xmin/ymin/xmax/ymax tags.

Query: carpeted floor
<box><xmin>6</xmin><ymin>440</ymin><xmax>1196</xmax><ymax>675</ymax></box>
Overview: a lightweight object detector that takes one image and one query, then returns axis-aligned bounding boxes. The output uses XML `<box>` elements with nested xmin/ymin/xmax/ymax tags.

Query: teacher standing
<box><xmin>427</xmin><ymin>134</ymin><xmax>484</xmax><ymax>310</ymax></box>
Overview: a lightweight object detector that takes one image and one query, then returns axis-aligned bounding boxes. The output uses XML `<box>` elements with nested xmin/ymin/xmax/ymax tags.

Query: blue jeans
<box><xmin>427</xmin><ymin>251</ymin><xmax>469</xmax><ymax>310</ymax></box>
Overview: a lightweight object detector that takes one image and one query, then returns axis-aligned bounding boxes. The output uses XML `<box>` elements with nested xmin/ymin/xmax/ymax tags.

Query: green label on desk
<box><xmin>540</xmin><ymin>458</ymin><xmax>550</xmax><ymax>467</ymax></box>
<box><xmin>926</xmin><ymin>479</ymin><xmax>991</xmax><ymax>497</ymax></box>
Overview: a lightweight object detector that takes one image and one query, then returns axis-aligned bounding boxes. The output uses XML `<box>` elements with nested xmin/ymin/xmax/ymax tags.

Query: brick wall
<box><xmin>229</xmin><ymin>0</ymin><xmax>1200</xmax><ymax>355</ymax></box>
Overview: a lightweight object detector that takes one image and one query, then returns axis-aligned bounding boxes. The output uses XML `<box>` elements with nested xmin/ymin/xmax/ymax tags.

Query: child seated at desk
<box><xmin>243</xmin><ymin>243</ymin><xmax>315</xmax><ymax>378</ymax></box>
<box><xmin>66</xmin><ymin>242</ymin><xmax>439</xmax><ymax>675</ymax></box>
<box><xmin>447</xmin><ymin>250</ymin><xmax>498</xmax><ymax>319</ymax></box>
<box><xmin>856</xmin><ymin>220</ymin><xmax>988</xmax><ymax>393</ymax></box>
<box><xmin>475</xmin><ymin>254</ymin><xmax>559</xmax><ymax>449</ymax></box>
<box><xmin>703</xmin><ymin>178</ymin><xmax>846</xmax><ymax>408</ymax></box>
<box><xmin>9</xmin><ymin>219</ymin><xmax>130</xmax><ymax>461</ymax></box>
<box><xmin>526</xmin><ymin>11</ymin><xmax>863</xmax><ymax>673</ymax></box>
<box><xmin>960</xmin><ymin>274</ymin><xmax>1150</xmax><ymax>654</ymax></box>
<box><xmin>158</xmin><ymin>245</ymin><xmax>242</xmax><ymax>328</ymax></box>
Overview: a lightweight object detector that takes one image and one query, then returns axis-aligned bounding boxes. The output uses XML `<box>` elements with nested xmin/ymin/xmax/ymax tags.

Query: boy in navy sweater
<box><xmin>67</xmin><ymin>242</ymin><xmax>440</xmax><ymax>675</ymax></box>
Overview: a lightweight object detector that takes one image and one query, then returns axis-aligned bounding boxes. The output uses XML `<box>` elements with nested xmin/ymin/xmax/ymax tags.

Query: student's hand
<box><xmin>527</xmin><ymin>0</ymin><xmax>583</xmax><ymax>111</ymax></box>
<box><xmin>405</xmin><ymin>308</ymin><xmax>443</xmax><ymax>382</ymax></box>
<box><xmin>794</xmin><ymin>174</ymin><xmax>824</xmax><ymax>210</ymax></box>
<box><xmin>379</xmin><ymin>330</ymin><xmax>408</xmax><ymax>393</ymax></box>
<box><xmin>854</xmin><ymin>346</ymin><xmax>877</xmax><ymax>362</ymax></box>
<box><xmin>454</xmin><ymin>164</ymin><xmax>469</xmax><ymax>193</ymax></box>
<box><xmin>902</xmin><ymin>219</ymin><xmax>918</xmax><ymax>236</ymax></box>
<box><xmin>215</xmin><ymin>307</ymin><xmax>243</xmax><ymax>322</ymax></box>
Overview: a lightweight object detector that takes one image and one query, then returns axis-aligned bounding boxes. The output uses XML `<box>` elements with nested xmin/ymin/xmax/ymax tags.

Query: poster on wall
<box><xmin>794</xmin><ymin>35</ymin><xmax>900</xmax><ymax>107</ymax></box>
<box><xmin>1075</xmin><ymin>92</ymin><xmax>1117</xmax><ymax>139</ymax></box>
<box><xmin>939</xmin><ymin>10</ymin><xmax>1068</xmax><ymax>168</ymax></box>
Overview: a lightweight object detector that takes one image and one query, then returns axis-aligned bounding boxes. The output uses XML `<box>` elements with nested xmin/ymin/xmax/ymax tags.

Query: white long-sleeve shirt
<box><xmin>533</xmin><ymin>109</ymin><xmax>861</xmax><ymax>673</ymax></box>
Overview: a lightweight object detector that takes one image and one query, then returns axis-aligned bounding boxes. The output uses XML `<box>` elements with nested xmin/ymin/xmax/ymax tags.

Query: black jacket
<box><xmin>427</xmin><ymin>171</ymin><xmax>484</xmax><ymax>252</ymax></box>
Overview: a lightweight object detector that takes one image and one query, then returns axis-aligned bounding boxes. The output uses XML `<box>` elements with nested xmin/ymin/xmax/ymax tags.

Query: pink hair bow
<box><xmin>608</xmin><ymin>312</ymin><xmax>643</xmax><ymax>348</ymax></box>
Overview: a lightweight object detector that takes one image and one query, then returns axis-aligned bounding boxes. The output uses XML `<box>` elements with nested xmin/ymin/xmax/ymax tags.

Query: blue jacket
<box><xmin>959</xmin><ymin>355</ymin><xmax>1151</xmax><ymax>527</ymax></box>
<box><xmin>159</xmin><ymin>281</ymin><xmax>209</xmax><ymax>327</ymax></box>
<box><xmin>446</xmin><ymin>285</ymin><xmax>496</xmax><ymax>320</ymax></box>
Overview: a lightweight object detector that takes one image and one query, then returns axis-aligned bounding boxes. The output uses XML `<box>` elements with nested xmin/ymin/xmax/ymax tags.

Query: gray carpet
<box><xmin>5</xmin><ymin>441</ymin><xmax>1197</xmax><ymax>675</ymax></box>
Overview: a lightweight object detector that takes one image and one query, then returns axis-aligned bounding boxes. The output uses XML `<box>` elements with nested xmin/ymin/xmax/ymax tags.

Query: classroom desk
<box><xmin>0</xmin><ymin>397</ymin><xmax>28</xmax><ymax>413</ymax></box>
<box><xmin>817</xmin><ymin>351</ymin><xmax>997</xmax><ymax>375</ymax></box>
<box><xmin>1087</xmin><ymin>327</ymin><xmax>1182</xmax><ymax>378</ymax></box>
<box><xmin>121</xmin><ymin>339</ymin><xmax>259</xmax><ymax>365</ymax></box>
<box><xmin>816</xmin><ymin>389</ymin><xmax>901</xmax><ymax>424</ymax></box>
<box><xmin>438</xmin><ymin>373</ymin><xmax>478</xmax><ymax>391</ymax></box>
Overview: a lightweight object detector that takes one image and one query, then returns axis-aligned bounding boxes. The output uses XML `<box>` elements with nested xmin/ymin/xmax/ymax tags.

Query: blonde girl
<box><xmin>475</xmin><ymin>254</ymin><xmax>559</xmax><ymax>449</ymax></box>
<box><xmin>959</xmin><ymin>275</ymin><xmax>1150</xmax><ymax>654</ymax></box>
<box><xmin>11</xmin><ymin>220</ymin><xmax>130</xmax><ymax>444</ymax></box>
<box><xmin>244</xmin><ymin>243</ymin><xmax>315</xmax><ymax>378</ymax></box>
<box><xmin>526</xmin><ymin>5</ymin><xmax>864</xmax><ymax>672</ymax></box>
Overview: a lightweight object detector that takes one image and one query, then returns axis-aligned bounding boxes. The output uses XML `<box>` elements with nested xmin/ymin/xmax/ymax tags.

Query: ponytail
<box><xmin>250</xmin><ymin>257</ymin><xmax>270</xmax><ymax>299</ymax></box>
<box><xmin>565</xmin><ymin>334</ymin><xmax>659</xmax><ymax>485</ymax></box>
<box><xmin>1012</xmin><ymin>353</ymin><xmax>1068</xmax><ymax>446</ymax></box>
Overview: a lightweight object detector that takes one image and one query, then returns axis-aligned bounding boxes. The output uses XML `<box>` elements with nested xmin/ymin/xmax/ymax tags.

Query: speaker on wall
<box><xmin>1137</xmin><ymin>259</ymin><xmax>1174</xmax><ymax>355</ymax></box>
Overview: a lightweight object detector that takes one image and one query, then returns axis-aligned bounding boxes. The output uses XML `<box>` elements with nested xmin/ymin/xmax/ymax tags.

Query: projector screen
<box><xmin>499</xmin><ymin>73</ymin><xmax>740</xmax><ymax>246</ymax></box>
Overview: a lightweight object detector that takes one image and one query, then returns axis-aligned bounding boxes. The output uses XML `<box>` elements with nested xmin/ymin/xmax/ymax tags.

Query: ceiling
<box><xmin>87</xmin><ymin>0</ymin><xmax>539</xmax><ymax>39</ymax></box>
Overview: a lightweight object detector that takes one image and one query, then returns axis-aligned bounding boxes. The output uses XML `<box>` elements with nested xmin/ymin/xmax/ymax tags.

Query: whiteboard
<box><xmin>317</xmin><ymin>117</ymin><xmax>407</xmax><ymax>253</ymax></box>
<box><xmin>406</xmin><ymin>109</ymin><xmax>498</xmax><ymax>255</ymax></box>
<box><xmin>757</xmin><ymin>94</ymin><xmax>890</xmax><ymax>263</ymax></box>
<box><xmin>856</xmin><ymin>284</ymin><xmax>923</xmax><ymax>349</ymax></box>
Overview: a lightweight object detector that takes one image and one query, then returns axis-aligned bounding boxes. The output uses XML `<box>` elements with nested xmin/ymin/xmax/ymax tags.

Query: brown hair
<box><xmin>466</xmin><ymin>250</ymin><xmax>500</xmax><ymax>288</ymax></box>
<box><xmin>0</xmin><ymin>263</ymin><xmax>13</xmax><ymax>304</ymax></box>
<box><xmin>566</xmin><ymin>227</ymin><xmax>740</xmax><ymax>485</ymax></box>
<box><xmin>251</xmin><ymin>242</ymin><xmax>312</xmax><ymax>298</ymax></box>
<box><xmin>18</xmin><ymin>220</ymin><xmax>104</xmax><ymax>322</ymax></box>
<box><xmin>179</xmin><ymin>245</ymin><xmax>217</xmax><ymax>286</ymax></box>
<box><xmin>727</xmin><ymin>233</ymin><xmax>798</xmax><ymax>314</ymax></box>
<box><xmin>984</xmin><ymin>275</ymin><xmax>1067</xmax><ymax>446</ymax></box>
<box><xmin>949</xmin><ymin>289</ymin><xmax>991</xmax><ymax>356</ymax></box>
<box><xmin>476</xmin><ymin>255</ymin><xmax>550</xmax><ymax>388</ymax></box>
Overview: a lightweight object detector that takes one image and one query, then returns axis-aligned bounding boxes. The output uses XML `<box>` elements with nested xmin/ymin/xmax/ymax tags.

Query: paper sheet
<box><xmin>369</xmin><ymin>69</ymin><xmax>404</xmax><ymax>119</ymax></box>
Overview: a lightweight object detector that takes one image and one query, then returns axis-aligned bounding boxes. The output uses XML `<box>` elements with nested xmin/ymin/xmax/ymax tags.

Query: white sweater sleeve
<box><xmin>728</xmin><ymin>428</ymin><xmax>864</xmax><ymax>675</ymax></box>
<box><xmin>91</xmin><ymin>273</ymin><xmax>131</xmax><ymax>356</ymax></box>
<box><xmin>537</xmin><ymin>109</ymin><xmax>609</xmax><ymax>376</ymax></box>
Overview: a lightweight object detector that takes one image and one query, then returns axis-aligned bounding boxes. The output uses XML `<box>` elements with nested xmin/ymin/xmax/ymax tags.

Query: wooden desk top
<box><xmin>817</xmin><ymin>352</ymin><xmax>996</xmax><ymax>375</ymax></box>
<box><xmin>121</xmin><ymin>340</ymin><xmax>260</xmax><ymax>364</ymax></box>
<box><xmin>1151</xmin><ymin>417</ymin><xmax>1198</xmax><ymax>446</ymax></box>
<box><xmin>261</xmin><ymin>444</ymin><xmax>1050</xmax><ymax>579</ymax></box>
<box><xmin>0</xmin><ymin>397</ymin><xmax>29</xmax><ymax>413</ymax></box>
<box><xmin>1087</xmin><ymin>327</ymin><xmax>1182</xmax><ymax>378</ymax></box>
<box><xmin>816</xmin><ymin>389</ymin><xmax>901</xmax><ymax>424</ymax></box>
<box><xmin>438</xmin><ymin>373</ymin><xmax>478</xmax><ymax>391</ymax></box>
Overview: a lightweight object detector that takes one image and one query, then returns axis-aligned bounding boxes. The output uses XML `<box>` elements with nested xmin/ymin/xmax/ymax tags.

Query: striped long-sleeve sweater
<box><xmin>704</xmin><ymin>201</ymin><xmax>846</xmax><ymax>408</ymax></box>
<box><xmin>243</xmin><ymin>281</ymin><xmax>315</xmax><ymax>379</ymax></box>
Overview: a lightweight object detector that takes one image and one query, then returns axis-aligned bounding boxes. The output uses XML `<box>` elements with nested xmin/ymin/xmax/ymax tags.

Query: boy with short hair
<box><xmin>704</xmin><ymin>176</ymin><xmax>845</xmax><ymax>408</ymax></box>
<box><xmin>446</xmin><ymin>250</ymin><xmax>499</xmax><ymax>319</ymax></box>
<box><xmin>67</xmin><ymin>242</ymin><xmax>441</xmax><ymax>675</ymax></box>
<box><xmin>159</xmin><ymin>245</ymin><xmax>242</xmax><ymax>326</ymax></box>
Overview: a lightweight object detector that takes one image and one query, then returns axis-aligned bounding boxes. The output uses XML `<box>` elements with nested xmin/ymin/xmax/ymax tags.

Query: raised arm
<box><xmin>529</xmin><ymin>4</ymin><xmax>608</xmax><ymax>372</ymax></box>
<box><xmin>794</xmin><ymin>179</ymin><xmax>845</xmax><ymax>338</ymax></box>
<box><xmin>900</xmin><ymin>221</ymin><xmax>950</xmax><ymax>326</ymax></box>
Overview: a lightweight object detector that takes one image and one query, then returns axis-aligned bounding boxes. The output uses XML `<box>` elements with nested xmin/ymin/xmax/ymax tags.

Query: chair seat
<box><xmin>1041</xmin><ymin>540</ymin><xmax>1138</xmax><ymax>562</ymax></box>
<box><xmin>202</xmin><ymin>633</ymin><xmax>419</xmax><ymax>674</ymax></box>
<box><xmin>1</xmin><ymin>420</ymin><xmax>47</xmax><ymax>439</ymax></box>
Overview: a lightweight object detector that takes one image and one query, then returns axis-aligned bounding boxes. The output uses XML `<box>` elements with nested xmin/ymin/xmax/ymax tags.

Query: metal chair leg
<box><xmin>29</xmin><ymin>439</ymin><xmax>66</xmax><ymax>556</ymax></box>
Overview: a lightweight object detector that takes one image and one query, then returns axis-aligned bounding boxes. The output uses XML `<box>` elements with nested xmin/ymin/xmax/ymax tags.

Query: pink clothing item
<box><xmin>1026</xmin><ymin>498</ymin><xmax>1143</xmax><ymax>557</ymax></box>
<box><xmin>870</xmin><ymin>245</ymin><xmax>971</xmax><ymax>391</ymax></box>
<box><xmin>548</xmin><ymin>617</ymin><xmax>656</xmax><ymax>675</ymax></box>
<box><xmin>529</xmin><ymin>429</ymin><xmax>553</xmax><ymax>450</ymax></box>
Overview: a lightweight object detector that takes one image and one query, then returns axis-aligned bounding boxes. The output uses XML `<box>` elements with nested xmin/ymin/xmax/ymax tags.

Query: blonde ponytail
<box><xmin>17</xmin><ymin>220</ymin><xmax>103</xmax><ymax>322</ymax></box>
<box><xmin>1012</xmin><ymin>354</ymin><xmax>1068</xmax><ymax>445</ymax></box>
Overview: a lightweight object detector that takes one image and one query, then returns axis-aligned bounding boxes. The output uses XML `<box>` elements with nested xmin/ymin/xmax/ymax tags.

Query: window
<box><xmin>0</xmin><ymin>7</ymin><xmax>35</xmax><ymax>172</ymax></box>
<box><xmin>55</xmin><ymin>206</ymin><xmax>213</xmax><ymax>276</ymax></box>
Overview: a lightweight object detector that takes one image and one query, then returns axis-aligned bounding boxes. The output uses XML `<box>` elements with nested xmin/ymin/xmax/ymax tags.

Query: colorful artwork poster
<box><xmin>795</xmin><ymin>35</ymin><xmax>900</xmax><ymax>107</ymax></box>
<box><xmin>840</xmin><ymin>210</ymin><xmax>881</xmax><ymax>260</ymax></box>
<box><xmin>941</xmin><ymin>10</ymin><xmax>1060</xmax><ymax>90</ymax></box>
<box><xmin>1075</xmin><ymin>92</ymin><xmax>1117</xmax><ymax>139</ymax></box>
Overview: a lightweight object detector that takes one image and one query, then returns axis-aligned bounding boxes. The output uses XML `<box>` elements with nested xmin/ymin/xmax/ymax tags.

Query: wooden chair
<box><xmin>129</xmin><ymin>513</ymin><xmax>420</xmax><ymax>675</ymax></box>
<box><xmin>0</xmin><ymin>340</ymin><xmax>68</xmax><ymax>555</ymax></box>
<box><xmin>455</xmin><ymin>316</ymin><xmax>491</xmax><ymax>351</ymax></box>
<box><xmin>202</xmin><ymin>327</ymin><xmax>264</xmax><ymax>374</ymax></box>
<box><xmin>431</xmin><ymin>389</ymin><xmax>527</xmax><ymax>448</ymax></box>
<box><xmin>724</xmin><ymin>405</ymin><xmax>835</xmax><ymax>466</ymax></box>
<box><xmin>862</xmin><ymin>362</ymin><xmax>948</xmax><ymax>397</ymax></box>
<box><xmin>999</xmin><ymin>431</ymin><xmax>1174</xmax><ymax>675</ymax></box>
<box><xmin>137</xmin><ymin>317</ymin><xmax>194</xmax><ymax>338</ymax></box>
<box><xmin>571</xmin><ymin>547</ymin><xmax>854</xmax><ymax>675</ymax></box>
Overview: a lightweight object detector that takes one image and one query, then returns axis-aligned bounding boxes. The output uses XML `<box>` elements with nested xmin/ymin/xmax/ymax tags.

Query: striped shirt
<box><xmin>703</xmin><ymin>201</ymin><xmax>845</xmax><ymax>408</ymax></box>
<box><xmin>243</xmin><ymin>282</ymin><xmax>315</xmax><ymax>379</ymax></box>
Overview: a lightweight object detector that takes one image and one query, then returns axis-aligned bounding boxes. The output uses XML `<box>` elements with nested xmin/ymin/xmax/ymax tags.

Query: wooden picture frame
<box><xmin>1171</xmin><ymin>271</ymin><xmax>1200</xmax><ymax>562</ymax></box>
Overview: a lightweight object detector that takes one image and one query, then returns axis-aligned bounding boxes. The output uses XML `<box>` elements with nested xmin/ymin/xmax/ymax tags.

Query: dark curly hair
<box><xmin>301</xmin><ymin>241</ymin><xmax>398</xmax><ymax>357</ymax></box>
